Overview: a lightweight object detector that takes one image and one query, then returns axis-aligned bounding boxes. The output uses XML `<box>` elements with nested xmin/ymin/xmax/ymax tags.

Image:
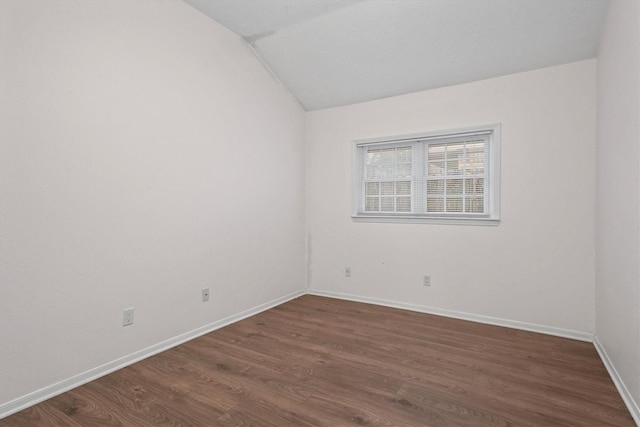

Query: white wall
<box><xmin>5</xmin><ymin>0</ymin><xmax>635</xmax><ymax>419</ymax></box>
<box><xmin>0</xmin><ymin>0</ymin><xmax>305</xmax><ymax>407</ymax></box>
<box><xmin>596</xmin><ymin>0</ymin><xmax>640</xmax><ymax>415</ymax></box>
<box><xmin>306</xmin><ymin>60</ymin><xmax>596</xmax><ymax>335</ymax></box>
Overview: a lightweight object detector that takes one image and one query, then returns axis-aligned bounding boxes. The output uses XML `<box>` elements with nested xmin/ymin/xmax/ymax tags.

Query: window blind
<box><xmin>353</xmin><ymin>124</ymin><xmax>500</xmax><ymax>224</ymax></box>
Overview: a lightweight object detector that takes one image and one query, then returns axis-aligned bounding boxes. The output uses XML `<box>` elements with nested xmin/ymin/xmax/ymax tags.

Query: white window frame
<box><xmin>352</xmin><ymin>124</ymin><xmax>501</xmax><ymax>225</ymax></box>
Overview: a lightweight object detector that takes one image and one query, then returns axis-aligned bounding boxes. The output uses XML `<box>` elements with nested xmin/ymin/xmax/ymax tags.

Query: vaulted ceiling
<box><xmin>183</xmin><ymin>0</ymin><xmax>610</xmax><ymax>111</ymax></box>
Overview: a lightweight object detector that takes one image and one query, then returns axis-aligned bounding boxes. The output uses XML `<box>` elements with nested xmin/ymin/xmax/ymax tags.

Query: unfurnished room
<box><xmin>0</xmin><ymin>0</ymin><xmax>639</xmax><ymax>425</ymax></box>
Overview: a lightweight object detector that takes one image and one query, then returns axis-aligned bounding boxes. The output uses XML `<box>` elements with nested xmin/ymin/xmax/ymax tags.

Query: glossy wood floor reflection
<box><xmin>2</xmin><ymin>295</ymin><xmax>635</xmax><ymax>426</ymax></box>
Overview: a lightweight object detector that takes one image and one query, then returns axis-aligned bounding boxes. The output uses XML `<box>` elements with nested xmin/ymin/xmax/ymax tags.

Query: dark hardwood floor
<box><xmin>1</xmin><ymin>295</ymin><xmax>635</xmax><ymax>426</ymax></box>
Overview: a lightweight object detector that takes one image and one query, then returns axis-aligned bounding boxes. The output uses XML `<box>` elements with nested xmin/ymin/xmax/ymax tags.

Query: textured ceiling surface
<box><xmin>183</xmin><ymin>0</ymin><xmax>609</xmax><ymax>111</ymax></box>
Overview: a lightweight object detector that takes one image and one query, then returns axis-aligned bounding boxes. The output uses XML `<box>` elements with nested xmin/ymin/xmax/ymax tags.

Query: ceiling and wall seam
<box><xmin>182</xmin><ymin>0</ymin><xmax>609</xmax><ymax>111</ymax></box>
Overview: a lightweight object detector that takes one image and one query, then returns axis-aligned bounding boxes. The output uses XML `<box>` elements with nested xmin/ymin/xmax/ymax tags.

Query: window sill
<box><xmin>351</xmin><ymin>214</ymin><xmax>500</xmax><ymax>226</ymax></box>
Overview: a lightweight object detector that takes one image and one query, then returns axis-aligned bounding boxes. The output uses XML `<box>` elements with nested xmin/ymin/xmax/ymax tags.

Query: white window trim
<box><xmin>351</xmin><ymin>124</ymin><xmax>501</xmax><ymax>226</ymax></box>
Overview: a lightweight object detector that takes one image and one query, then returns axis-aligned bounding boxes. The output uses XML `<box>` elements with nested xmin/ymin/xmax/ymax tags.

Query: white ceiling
<box><xmin>183</xmin><ymin>0</ymin><xmax>610</xmax><ymax>111</ymax></box>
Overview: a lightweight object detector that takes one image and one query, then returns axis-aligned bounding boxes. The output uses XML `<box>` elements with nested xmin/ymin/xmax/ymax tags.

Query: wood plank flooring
<box><xmin>1</xmin><ymin>295</ymin><xmax>635</xmax><ymax>426</ymax></box>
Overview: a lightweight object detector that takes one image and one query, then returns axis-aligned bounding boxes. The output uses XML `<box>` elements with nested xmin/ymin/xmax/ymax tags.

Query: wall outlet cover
<box><xmin>123</xmin><ymin>308</ymin><xmax>134</xmax><ymax>326</ymax></box>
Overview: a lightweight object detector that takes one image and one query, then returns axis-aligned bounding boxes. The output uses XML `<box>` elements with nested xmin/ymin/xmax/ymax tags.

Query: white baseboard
<box><xmin>6</xmin><ymin>289</ymin><xmax>639</xmax><ymax>425</ymax></box>
<box><xmin>0</xmin><ymin>289</ymin><xmax>305</xmax><ymax>420</ymax></box>
<box><xmin>593</xmin><ymin>336</ymin><xmax>640</xmax><ymax>426</ymax></box>
<box><xmin>310</xmin><ymin>290</ymin><xmax>640</xmax><ymax>424</ymax></box>
<box><xmin>307</xmin><ymin>289</ymin><xmax>594</xmax><ymax>342</ymax></box>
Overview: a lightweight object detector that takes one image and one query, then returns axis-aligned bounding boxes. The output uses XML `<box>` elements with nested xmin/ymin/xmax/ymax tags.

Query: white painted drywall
<box><xmin>595</xmin><ymin>0</ymin><xmax>640</xmax><ymax>411</ymax></box>
<box><xmin>306</xmin><ymin>60</ymin><xmax>596</xmax><ymax>334</ymax></box>
<box><xmin>0</xmin><ymin>0</ymin><xmax>305</xmax><ymax>406</ymax></box>
<box><xmin>253</xmin><ymin>0</ymin><xmax>608</xmax><ymax>111</ymax></box>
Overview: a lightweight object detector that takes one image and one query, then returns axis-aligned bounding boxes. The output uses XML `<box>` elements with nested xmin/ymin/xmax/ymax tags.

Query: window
<box><xmin>352</xmin><ymin>124</ymin><xmax>500</xmax><ymax>225</ymax></box>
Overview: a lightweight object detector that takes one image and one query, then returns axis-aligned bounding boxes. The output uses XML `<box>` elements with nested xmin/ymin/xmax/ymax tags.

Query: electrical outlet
<box><xmin>423</xmin><ymin>275</ymin><xmax>431</xmax><ymax>287</ymax></box>
<box><xmin>123</xmin><ymin>308</ymin><xmax>134</xmax><ymax>326</ymax></box>
<box><xmin>345</xmin><ymin>266</ymin><xmax>351</xmax><ymax>277</ymax></box>
<box><xmin>202</xmin><ymin>287</ymin><xmax>210</xmax><ymax>302</ymax></box>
